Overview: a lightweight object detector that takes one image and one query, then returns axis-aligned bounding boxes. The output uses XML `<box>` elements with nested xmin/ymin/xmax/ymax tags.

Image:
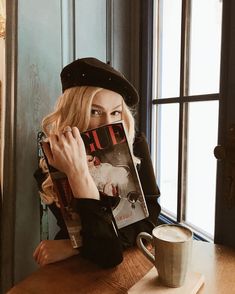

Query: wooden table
<box><xmin>7</xmin><ymin>241</ymin><xmax>235</xmax><ymax>294</ymax></box>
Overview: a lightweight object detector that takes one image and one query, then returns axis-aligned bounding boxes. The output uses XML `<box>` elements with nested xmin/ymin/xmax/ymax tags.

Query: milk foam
<box><xmin>154</xmin><ymin>225</ymin><xmax>192</xmax><ymax>242</ymax></box>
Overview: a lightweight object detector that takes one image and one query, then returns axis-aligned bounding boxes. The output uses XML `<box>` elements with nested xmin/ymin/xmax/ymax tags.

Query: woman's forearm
<box><xmin>67</xmin><ymin>171</ymin><xmax>100</xmax><ymax>200</ymax></box>
<box><xmin>74</xmin><ymin>197</ymin><xmax>123</xmax><ymax>268</ymax></box>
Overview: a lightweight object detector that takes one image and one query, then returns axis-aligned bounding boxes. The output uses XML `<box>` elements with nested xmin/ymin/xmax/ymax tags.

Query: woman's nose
<box><xmin>103</xmin><ymin>114</ymin><xmax>112</xmax><ymax>125</ymax></box>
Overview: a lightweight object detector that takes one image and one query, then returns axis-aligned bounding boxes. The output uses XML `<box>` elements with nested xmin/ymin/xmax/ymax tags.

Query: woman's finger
<box><xmin>71</xmin><ymin>127</ymin><xmax>82</xmax><ymax>142</ymax></box>
<box><xmin>50</xmin><ymin>134</ymin><xmax>59</xmax><ymax>145</ymax></box>
<box><xmin>33</xmin><ymin>242</ymin><xmax>44</xmax><ymax>265</ymax></box>
<box><xmin>62</xmin><ymin>126</ymin><xmax>74</xmax><ymax>140</ymax></box>
<box><xmin>72</xmin><ymin>127</ymin><xmax>86</xmax><ymax>152</ymax></box>
<box><xmin>37</xmin><ymin>242</ymin><xmax>47</xmax><ymax>266</ymax></box>
<box><xmin>33</xmin><ymin>242</ymin><xmax>41</xmax><ymax>261</ymax></box>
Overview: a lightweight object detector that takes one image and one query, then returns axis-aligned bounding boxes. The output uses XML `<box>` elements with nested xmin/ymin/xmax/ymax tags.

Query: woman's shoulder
<box><xmin>133</xmin><ymin>131</ymin><xmax>150</xmax><ymax>157</ymax></box>
<box><xmin>134</xmin><ymin>131</ymin><xmax>147</xmax><ymax>144</ymax></box>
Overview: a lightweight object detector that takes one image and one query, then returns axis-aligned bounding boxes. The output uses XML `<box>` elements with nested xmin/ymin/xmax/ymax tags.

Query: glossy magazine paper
<box><xmin>38</xmin><ymin>121</ymin><xmax>149</xmax><ymax>248</ymax></box>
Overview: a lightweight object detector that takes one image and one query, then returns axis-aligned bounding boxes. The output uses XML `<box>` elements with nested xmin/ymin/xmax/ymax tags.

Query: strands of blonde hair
<box><xmin>42</xmin><ymin>87</ymin><xmax>102</xmax><ymax>135</ymax></box>
<box><xmin>39</xmin><ymin>86</ymin><xmax>138</xmax><ymax>205</ymax></box>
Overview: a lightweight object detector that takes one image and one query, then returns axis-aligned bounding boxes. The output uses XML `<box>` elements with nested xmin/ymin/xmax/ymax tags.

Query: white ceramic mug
<box><xmin>136</xmin><ymin>224</ymin><xmax>193</xmax><ymax>288</ymax></box>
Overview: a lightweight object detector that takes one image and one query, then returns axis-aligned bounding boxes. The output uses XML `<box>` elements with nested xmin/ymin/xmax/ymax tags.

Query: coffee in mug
<box><xmin>136</xmin><ymin>224</ymin><xmax>193</xmax><ymax>288</ymax></box>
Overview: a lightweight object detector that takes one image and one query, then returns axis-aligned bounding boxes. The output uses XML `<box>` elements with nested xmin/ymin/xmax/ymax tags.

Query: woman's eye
<box><xmin>111</xmin><ymin>110</ymin><xmax>122</xmax><ymax>116</ymax></box>
<box><xmin>91</xmin><ymin>109</ymin><xmax>102</xmax><ymax>116</ymax></box>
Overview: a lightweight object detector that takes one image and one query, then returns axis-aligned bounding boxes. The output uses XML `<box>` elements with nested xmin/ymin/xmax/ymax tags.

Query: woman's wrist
<box><xmin>67</xmin><ymin>171</ymin><xmax>100</xmax><ymax>200</ymax></box>
<box><xmin>64</xmin><ymin>239</ymin><xmax>80</xmax><ymax>256</ymax></box>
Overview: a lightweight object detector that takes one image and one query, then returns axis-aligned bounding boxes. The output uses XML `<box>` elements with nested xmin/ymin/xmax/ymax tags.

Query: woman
<box><xmin>34</xmin><ymin>57</ymin><xmax>160</xmax><ymax>268</ymax></box>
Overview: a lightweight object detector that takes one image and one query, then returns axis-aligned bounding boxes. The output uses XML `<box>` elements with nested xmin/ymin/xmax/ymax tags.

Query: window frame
<box><xmin>140</xmin><ymin>0</ymin><xmax>221</xmax><ymax>240</ymax></box>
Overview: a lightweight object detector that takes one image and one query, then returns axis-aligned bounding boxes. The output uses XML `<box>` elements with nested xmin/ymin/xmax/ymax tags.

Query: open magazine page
<box><xmin>81</xmin><ymin>121</ymin><xmax>149</xmax><ymax>228</ymax></box>
<box><xmin>49</xmin><ymin>170</ymin><xmax>83</xmax><ymax>248</ymax></box>
<box><xmin>38</xmin><ymin>132</ymin><xmax>82</xmax><ymax>249</ymax></box>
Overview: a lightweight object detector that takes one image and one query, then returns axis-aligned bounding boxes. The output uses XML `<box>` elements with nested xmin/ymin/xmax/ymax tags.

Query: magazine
<box><xmin>38</xmin><ymin>121</ymin><xmax>149</xmax><ymax>248</ymax></box>
<box><xmin>37</xmin><ymin>132</ymin><xmax>83</xmax><ymax>249</ymax></box>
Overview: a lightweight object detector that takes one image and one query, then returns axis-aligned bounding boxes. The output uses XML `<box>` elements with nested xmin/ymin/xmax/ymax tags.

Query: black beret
<box><xmin>60</xmin><ymin>57</ymin><xmax>139</xmax><ymax>106</ymax></box>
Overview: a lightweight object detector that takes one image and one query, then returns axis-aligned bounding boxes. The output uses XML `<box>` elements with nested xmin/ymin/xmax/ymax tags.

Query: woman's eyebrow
<box><xmin>91</xmin><ymin>104</ymin><xmax>122</xmax><ymax>110</ymax></box>
<box><xmin>112</xmin><ymin>104</ymin><xmax>122</xmax><ymax>110</ymax></box>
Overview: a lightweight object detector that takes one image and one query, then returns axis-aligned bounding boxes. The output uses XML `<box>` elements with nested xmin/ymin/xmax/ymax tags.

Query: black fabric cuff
<box><xmin>72</xmin><ymin>194</ymin><xmax>119</xmax><ymax>224</ymax></box>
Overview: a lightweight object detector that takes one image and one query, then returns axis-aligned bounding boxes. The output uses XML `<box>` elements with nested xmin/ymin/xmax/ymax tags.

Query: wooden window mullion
<box><xmin>177</xmin><ymin>0</ymin><xmax>191</xmax><ymax>222</ymax></box>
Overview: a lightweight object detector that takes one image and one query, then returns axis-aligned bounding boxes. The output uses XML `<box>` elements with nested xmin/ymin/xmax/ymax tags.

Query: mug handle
<box><xmin>136</xmin><ymin>232</ymin><xmax>155</xmax><ymax>264</ymax></box>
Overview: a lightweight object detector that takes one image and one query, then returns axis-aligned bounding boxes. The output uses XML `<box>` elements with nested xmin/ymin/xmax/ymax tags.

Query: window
<box><xmin>151</xmin><ymin>0</ymin><xmax>222</xmax><ymax>239</ymax></box>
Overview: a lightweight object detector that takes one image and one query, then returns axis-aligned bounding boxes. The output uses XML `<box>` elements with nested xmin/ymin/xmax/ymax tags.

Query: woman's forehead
<box><xmin>92</xmin><ymin>89</ymin><xmax>123</xmax><ymax>109</ymax></box>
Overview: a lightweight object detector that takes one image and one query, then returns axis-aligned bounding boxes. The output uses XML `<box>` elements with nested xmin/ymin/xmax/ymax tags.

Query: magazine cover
<box><xmin>38</xmin><ymin>121</ymin><xmax>149</xmax><ymax>247</ymax></box>
<box><xmin>81</xmin><ymin>121</ymin><xmax>149</xmax><ymax>228</ymax></box>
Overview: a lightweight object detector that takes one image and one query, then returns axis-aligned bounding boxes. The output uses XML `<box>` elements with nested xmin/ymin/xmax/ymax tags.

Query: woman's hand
<box><xmin>42</xmin><ymin>126</ymin><xmax>99</xmax><ymax>200</ymax></box>
<box><xmin>33</xmin><ymin>239</ymin><xmax>79</xmax><ymax>267</ymax></box>
<box><xmin>42</xmin><ymin>127</ymin><xmax>88</xmax><ymax>176</ymax></box>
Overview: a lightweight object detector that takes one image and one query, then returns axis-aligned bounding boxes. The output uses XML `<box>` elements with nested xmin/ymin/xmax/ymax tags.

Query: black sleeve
<box><xmin>133</xmin><ymin>132</ymin><xmax>161</xmax><ymax>225</ymax></box>
<box><xmin>34</xmin><ymin>168</ymin><xmax>123</xmax><ymax>268</ymax></box>
<box><xmin>73</xmin><ymin>195</ymin><xmax>123</xmax><ymax>268</ymax></box>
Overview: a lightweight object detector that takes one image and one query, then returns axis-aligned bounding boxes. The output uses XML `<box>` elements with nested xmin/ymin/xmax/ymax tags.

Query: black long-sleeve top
<box><xmin>34</xmin><ymin>133</ymin><xmax>161</xmax><ymax>268</ymax></box>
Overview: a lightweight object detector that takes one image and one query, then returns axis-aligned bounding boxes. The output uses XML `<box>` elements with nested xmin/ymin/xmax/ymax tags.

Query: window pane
<box><xmin>158</xmin><ymin>0</ymin><xmax>182</xmax><ymax>98</ymax></box>
<box><xmin>186</xmin><ymin>101</ymin><xmax>219</xmax><ymax>237</ymax></box>
<box><xmin>157</xmin><ymin>104</ymin><xmax>179</xmax><ymax>217</ymax></box>
<box><xmin>189</xmin><ymin>0</ymin><xmax>222</xmax><ymax>95</ymax></box>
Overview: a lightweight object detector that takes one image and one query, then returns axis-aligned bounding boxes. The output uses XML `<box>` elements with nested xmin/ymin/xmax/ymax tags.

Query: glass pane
<box><xmin>186</xmin><ymin>101</ymin><xmax>219</xmax><ymax>237</ymax></box>
<box><xmin>157</xmin><ymin>104</ymin><xmax>179</xmax><ymax>216</ymax></box>
<box><xmin>158</xmin><ymin>0</ymin><xmax>182</xmax><ymax>99</ymax></box>
<box><xmin>189</xmin><ymin>0</ymin><xmax>222</xmax><ymax>95</ymax></box>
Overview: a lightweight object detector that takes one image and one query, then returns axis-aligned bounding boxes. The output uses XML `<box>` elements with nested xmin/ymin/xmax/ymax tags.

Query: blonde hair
<box><xmin>39</xmin><ymin>86</ymin><xmax>138</xmax><ymax>205</ymax></box>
